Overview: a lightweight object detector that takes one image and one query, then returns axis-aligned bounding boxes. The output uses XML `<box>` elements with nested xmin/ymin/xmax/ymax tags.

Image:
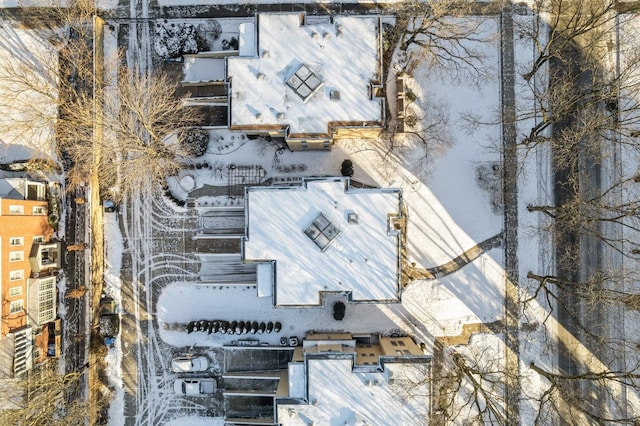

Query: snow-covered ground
<box><xmin>103</xmin><ymin>214</ymin><xmax>126</xmax><ymax>423</ymax></box>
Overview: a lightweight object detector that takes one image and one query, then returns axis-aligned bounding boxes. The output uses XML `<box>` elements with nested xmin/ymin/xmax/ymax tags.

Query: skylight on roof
<box><xmin>286</xmin><ymin>64</ymin><xmax>324</xmax><ymax>102</ymax></box>
<box><xmin>304</xmin><ymin>212</ymin><xmax>340</xmax><ymax>251</ymax></box>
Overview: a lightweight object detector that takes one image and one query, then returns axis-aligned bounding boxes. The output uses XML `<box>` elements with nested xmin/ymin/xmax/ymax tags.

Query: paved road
<box><xmin>500</xmin><ymin>4</ymin><xmax>520</xmax><ymax>425</ymax></box>
<box><xmin>548</xmin><ymin>8</ymin><xmax>621</xmax><ymax>420</ymax></box>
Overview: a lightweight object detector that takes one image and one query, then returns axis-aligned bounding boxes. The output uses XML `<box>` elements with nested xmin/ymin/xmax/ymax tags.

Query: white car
<box><xmin>171</xmin><ymin>356</ymin><xmax>209</xmax><ymax>373</ymax></box>
<box><xmin>173</xmin><ymin>378</ymin><xmax>217</xmax><ymax>396</ymax></box>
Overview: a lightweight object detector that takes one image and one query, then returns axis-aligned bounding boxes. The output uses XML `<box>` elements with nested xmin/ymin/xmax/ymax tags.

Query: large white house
<box><xmin>244</xmin><ymin>178</ymin><xmax>403</xmax><ymax>306</ymax></box>
<box><xmin>226</xmin><ymin>13</ymin><xmax>385</xmax><ymax>150</ymax></box>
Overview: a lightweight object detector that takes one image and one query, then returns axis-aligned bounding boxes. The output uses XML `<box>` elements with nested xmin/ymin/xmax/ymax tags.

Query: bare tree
<box><xmin>528</xmin><ymin>361</ymin><xmax>640</xmax><ymax>424</ymax></box>
<box><xmin>59</xmin><ymin>68</ymin><xmax>202</xmax><ymax>200</ymax></box>
<box><xmin>517</xmin><ymin>0</ymin><xmax>622</xmax><ymax>82</ymax></box>
<box><xmin>433</xmin><ymin>335</ymin><xmax>508</xmax><ymax>425</ymax></box>
<box><xmin>526</xmin><ymin>172</ymin><xmax>640</xmax><ymax>260</ymax></box>
<box><xmin>381</xmin><ymin>91</ymin><xmax>451</xmax><ymax>175</ymax></box>
<box><xmin>524</xmin><ymin>271</ymin><xmax>640</xmax><ymax>324</ymax></box>
<box><xmin>0</xmin><ymin>0</ymin><xmax>98</xmax><ymax>157</ymax></box>
<box><xmin>0</xmin><ymin>363</ymin><xmax>95</xmax><ymax>426</ymax></box>
<box><xmin>0</xmin><ymin>10</ymin><xmax>202</xmax><ymax>200</ymax></box>
<box><xmin>395</xmin><ymin>0</ymin><xmax>500</xmax><ymax>80</ymax></box>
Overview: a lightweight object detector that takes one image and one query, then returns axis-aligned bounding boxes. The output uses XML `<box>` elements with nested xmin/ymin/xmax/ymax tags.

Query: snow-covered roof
<box><xmin>244</xmin><ymin>178</ymin><xmax>401</xmax><ymax>306</ymax></box>
<box><xmin>277</xmin><ymin>357</ymin><xmax>429</xmax><ymax>424</ymax></box>
<box><xmin>227</xmin><ymin>13</ymin><xmax>383</xmax><ymax>137</ymax></box>
<box><xmin>288</xmin><ymin>362</ymin><xmax>305</xmax><ymax>399</ymax></box>
<box><xmin>183</xmin><ymin>57</ymin><xmax>226</xmax><ymax>82</ymax></box>
<box><xmin>0</xmin><ymin>178</ymin><xmax>44</xmax><ymax>200</ymax></box>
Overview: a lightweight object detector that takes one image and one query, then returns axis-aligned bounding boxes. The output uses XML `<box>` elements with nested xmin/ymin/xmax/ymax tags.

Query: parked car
<box><xmin>98</xmin><ymin>297</ymin><xmax>120</xmax><ymax>347</ymax></box>
<box><xmin>173</xmin><ymin>378</ymin><xmax>217</xmax><ymax>396</ymax></box>
<box><xmin>103</xmin><ymin>200</ymin><xmax>117</xmax><ymax>213</ymax></box>
<box><xmin>171</xmin><ymin>356</ymin><xmax>209</xmax><ymax>373</ymax></box>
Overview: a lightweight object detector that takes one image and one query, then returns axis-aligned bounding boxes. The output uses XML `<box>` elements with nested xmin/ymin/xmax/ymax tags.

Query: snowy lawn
<box><xmin>103</xmin><ymin>214</ymin><xmax>125</xmax><ymax>423</ymax></box>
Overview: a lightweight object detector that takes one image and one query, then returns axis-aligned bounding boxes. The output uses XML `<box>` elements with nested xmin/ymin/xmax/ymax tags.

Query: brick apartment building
<box><xmin>0</xmin><ymin>178</ymin><xmax>61</xmax><ymax>379</ymax></box>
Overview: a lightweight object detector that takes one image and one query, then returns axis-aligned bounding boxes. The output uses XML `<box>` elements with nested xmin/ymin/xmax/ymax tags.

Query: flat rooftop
<box><xmin>227</xmin><ymin>13</ymin><xmax>383</xmax><ymax>136</ymax></box>
<box><xmin>277</xmin><ymin>358</ymin><xmax>430</xmax><ymax>424</ymax></box>
<box><xmin>245</xmin><ymin>179</ymin><xmax>401</xmax><ymax>306</ymax></box>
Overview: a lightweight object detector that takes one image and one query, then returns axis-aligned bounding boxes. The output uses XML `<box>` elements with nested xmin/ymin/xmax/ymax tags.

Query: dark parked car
<box><xmin>103</xmin><ymin>200</ymin><xmax>117</xmax><ymax>213</ymax></box>
<box><xmin>99</xmin><ymin>297</ymin><xmax>120</xmax><ymax>347</ymax></box>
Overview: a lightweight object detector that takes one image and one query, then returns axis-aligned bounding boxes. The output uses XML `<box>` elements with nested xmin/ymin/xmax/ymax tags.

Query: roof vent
<box><xmin>336</xmin><ymin>29</ymin><xmax>343</xmax><ymax>38</ymax></box>
<box><xmin>311</xmin><ymin>32</ymin><xmax>319</xmax><ymax>40</ymax></box>
<box><xmin>323</xmin><ymin>32</ymin><xmax>331</xmax><ymax>39</ymax></box>
<box><xmin>261</xmin><ymin>50</ymin><xmax>270</xmax><ymax>58</ymax></box>
<box><xmin>348</xmin><ymin>212</ymin><xmax>358</xmax><ymax>224</ymax></box>
<box><xmin>256</xmin><ymin>73</ymin><xmax>265</xmax><ymax>80</ymax></box>
<box><xmin>276</xmin><ymin>112</ymin><xmax>285</xmax><ymax>121</ymax></box>
<box><xmin>255</xmin><ymin>112</ymin><xmax>262</xmax><ymax>119</ymax></box>
<box><xmin>330</xmin><ymin>90</ymin><xmax>341</xmax><ymax>101</ymax></box>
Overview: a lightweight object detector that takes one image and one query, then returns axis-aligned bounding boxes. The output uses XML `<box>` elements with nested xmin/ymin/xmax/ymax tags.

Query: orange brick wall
<box><xmin>0</xmin><ymin>198</ymin><xmax>53</xmax><ymax>337</ymax></box>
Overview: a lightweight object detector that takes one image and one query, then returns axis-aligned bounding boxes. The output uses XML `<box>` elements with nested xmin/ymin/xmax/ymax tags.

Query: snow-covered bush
<box><xmin>341</xmin><ymin>159</ymin><xmax>354</xmax><ymax>177</ymax></box>
<box><xmin>154</xmin><ymin>21</ymin><xmax>207</xmax><ymax>59</ymax></box>
<box><xmin>179</xmin><ymin>128</ymin><xmax>210</xmax><ymax>157</ymax></box>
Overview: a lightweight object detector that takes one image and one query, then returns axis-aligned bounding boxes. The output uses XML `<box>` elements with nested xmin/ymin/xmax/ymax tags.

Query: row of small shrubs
<box><xmin>187</xmin><ymin>162</ymin><xmax>209</xmax><ymax>170</ymax></box>
<box><xmin>161</xmin><ymin>184</ymin><xmax>186</xmax><ymax>207</ymax></box>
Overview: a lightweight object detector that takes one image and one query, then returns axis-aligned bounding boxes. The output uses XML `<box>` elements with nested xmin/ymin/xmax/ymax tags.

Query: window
<box><xmin>9</xmin><ymin>251</ymin><xmax>23</xmax><ymax>262</ymax></box>
<box><xmin>9</xmin><ymin>287</ymin><xmax>22</xmax><ymax>297</ymax></box>
<box><xmin>41</xmin><ymin>248</ymin><xmax>57</xmax><ymax>265</ymax></box>
<box><xmin>9</xmin><ymin>300</ymin><xmax>23</xmax><ymax>314</ymax></box>
<box><xmin>390</xmin><ymin>341</ymin><xmax>398</xmax><ymax>347</ymax></box>
<box><xmin>10</xmin><ymin>270</ymin><xmax>24</xmax><ymax>281</ymax></box>
<box><xmin>38</xmin><ymin>278</ymin><xmax>56</xmax><ymax>324</ymax></box>
<box><xmin>10</xmin><ymin>237</ymin><xmax>24</xmax><ymax>246</ymax></box>
<box><xmin>398</xmin><ymin>341</ymin><xmax>406</xmax><ymax>346</ymax></box>
<box><xmin>32</xmin><ymin>206</ymin><xmax>46</xmax><ymax>215</ymax></box>
<box><xmin>33</xmin><ymin>236</ymin><xmax>45</xmax><ymax>243</ymax></box>
<box><xmin>9</xmin><ymin>205</ymin><xmax>24</xmax><ymax>214</ymax></box>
